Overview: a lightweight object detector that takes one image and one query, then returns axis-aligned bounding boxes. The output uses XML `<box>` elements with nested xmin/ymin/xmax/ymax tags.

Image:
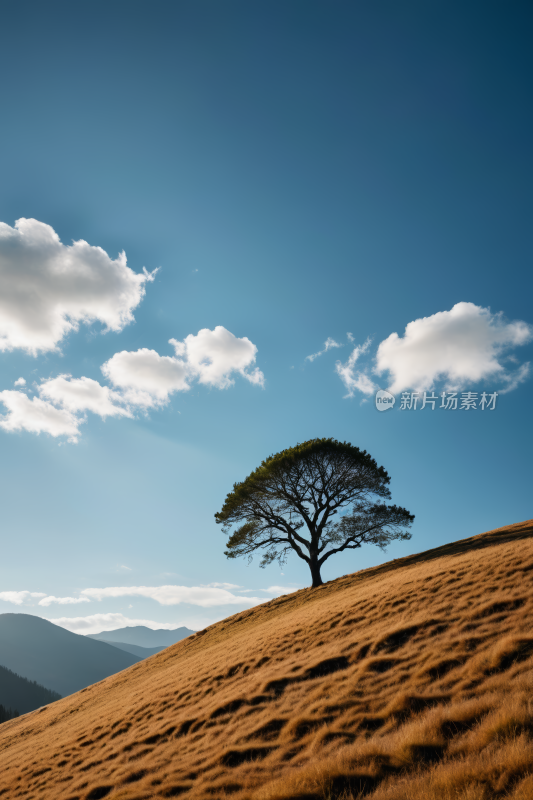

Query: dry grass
<box><xmin>1</xmin><ymin>518</ymin><xmax>533</xmax><ymax>800</ymax></box>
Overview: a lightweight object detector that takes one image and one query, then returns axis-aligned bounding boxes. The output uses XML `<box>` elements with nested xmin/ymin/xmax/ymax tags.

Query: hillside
<box><xmin>0</xmin><ymin>664</ymin><xmax>61</xmax><ymax>715</ymax></box>
<box><xmin>0</xmin><ymin>614</ymin><xmax>140</xmax><ymax>697</ymax></box>
<box><xmin>88</xmin><ymin>625</ymin><xmax>195</xmax><ymax>648</ymax></box>
<box><xmin>1</xmin><ymin>519</ymin><xmax>533</xmax><ymax>800</ymax></box>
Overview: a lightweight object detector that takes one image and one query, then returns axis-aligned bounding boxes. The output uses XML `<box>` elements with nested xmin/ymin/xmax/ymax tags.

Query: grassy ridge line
<box><xmin>182</xmin><ymin>517</ymin><xmax>533</xmax><ymax>649</ymax></box>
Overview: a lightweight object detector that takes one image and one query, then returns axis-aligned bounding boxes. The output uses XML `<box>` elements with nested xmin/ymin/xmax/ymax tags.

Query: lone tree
<box><xmin>215</xmin><ymin>438</ymin><xmax>414</xmax><ymax>588</ymax></box>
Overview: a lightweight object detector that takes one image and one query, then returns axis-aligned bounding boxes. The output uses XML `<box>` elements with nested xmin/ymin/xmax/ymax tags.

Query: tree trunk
<box><xmin>309</xmin><ymin>558</ymin><xmax>323</xmax><ymax>588</ymax></box>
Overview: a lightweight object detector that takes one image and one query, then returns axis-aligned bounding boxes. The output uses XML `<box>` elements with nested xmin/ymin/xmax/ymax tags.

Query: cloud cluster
<box><xmin>0</xmin><ymin>218</ymin><xmax>156</xmax><ymax>354</ymax></box>
<box><xmin>0</xmin><ymin>219</ymin><xmax>265</xmax><ymax>441</ymax></box>
<box><xmin>0</xmin><ymin>582</ymin><xmax>276</xmax><ymax>617</ymax></box>
<box><xmin>0</xmin><ymin>584</ymin><xmax>297</xmax><ymax>636</ymax></box>
<box><xmin>0</xmin><ymin>376</ymin><xmax>130</xmax><ymax>443</ymax></box>
<box><xmin>102</xmin><ymin>327</ymin><xmax>264</xmax><ymax>409</ymax></box>
<box><xmin>334</xmin><ymin>303</ymin><xmax>532</xmax><ymax>398</ymax></box>
<box><xmin>0</xmin><ymin>327</ymin><xmax>264</xmax><ymax>441</ymax></box>
<box><xmin>0</xmin><ymin>590</ymin><xmax>91</xmax><ymax>606</ymax></box>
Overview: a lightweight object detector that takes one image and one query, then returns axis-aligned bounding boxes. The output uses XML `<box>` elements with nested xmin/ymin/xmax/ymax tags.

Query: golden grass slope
<box><xmin>2</xmin><ymin>519</ymin><xmax>533</xmax><ymax>800</ymax></box>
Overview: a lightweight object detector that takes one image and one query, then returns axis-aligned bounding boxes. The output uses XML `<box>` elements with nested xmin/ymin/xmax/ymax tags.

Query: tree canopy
<box><xmin>215</xmin><ymin>438</ymin><xmax>414</xmax><ymax>588</ymax></box>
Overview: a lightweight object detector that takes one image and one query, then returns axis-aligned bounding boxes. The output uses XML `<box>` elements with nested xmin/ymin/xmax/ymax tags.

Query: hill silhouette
<box><xmin>88</xmin><ymin>625</ymin><xmax>194</xmax><ymax>648</ymax></box>
<box><xmin>102</xmin><ymin>641</ymin><xmax>166</xmax><ymax>658</ymax></box>
<box><xmin>0</xmin><ymin>614</ymin><xmax>140</xmax><ymax>697</ymax></box>
<box><xmin>0</xmin><ymin>663</ymin><xmax>61</xmax><ymax>715</ymax></box>
<box><xmin>1</xmin><ymin>519</ymin><xmax>533</xmax><ymax>800</ymax></box>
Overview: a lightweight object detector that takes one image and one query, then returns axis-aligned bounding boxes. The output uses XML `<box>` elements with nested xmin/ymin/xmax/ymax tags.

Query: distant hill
<box><xmin>0</xmin><ymin>614</ymin><xmax>140</xmax><ymax>697</ymax></box>
<box><xmin>0</xmin><ymin>663</ymin><xmax>61</xmax><ymax>715</ymax></box>
<box><xmin>1</xmin><ymin>520</ymin><xmax>533</xmax><ymax>800</ymax></box>
<box><xmin>88</xmin><ymin>625</ymin><xmax>194</xmax><ymax>648</ymax></box>
<box><xmin>103</xmin><ymin>640</ymin><xmax>166</xmax><ymax>658</ymax></box>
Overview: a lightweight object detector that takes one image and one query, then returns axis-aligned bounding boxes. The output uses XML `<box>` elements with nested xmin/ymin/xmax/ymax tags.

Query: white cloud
<box><xmin>334</xmin><ymin>304</ymin><xmax>533</xmax><ymax>398</ymax></box>
<box><xmin>335</xmin><ymin>338</ymin><xmax>375</xmax><ymax>397</ymax></box>
<box><xmin>306</xmin><ymin>337</ymin><xmax>343</xmax><ymax>362</ymax></box>
<box><xmin>170</xmin><ymin>326</ymin><xmax>264</xmax><ymax>389</ymax></box>
<box><xmin>46</xmin><ymin>612</ymin><xmax>193</xmax><ymax>636</ymax></box>
<box><xmin>80</xmin><ymin>584</ymin><xmax>267</xmax><ymax>608</ymax></box>
<box><xmin>0</xmin><ymin>591</ymin><xmax>46</xmax><ymax>604</ymax></box>
<box><xmin>0</xmin><ymin>391</ymin><xmax>82</xmax><ymax>441</ymax></box>
<box><xmin>14</xmin><ymin>377</ymin><xmax>25</xmax><ymax>387</ymax></box>
<box><xmin>39</xmin><ymin>375</ymin><xmax>132</xmax><ymax>418</ymax></box>
<box><xmin>265</xmin><ymin>585</ymin><xmax>300</xmax><ymax>596</ymax></box>
<box><xmin>0</xmin><ymin>218</ymin><xmax>156</xmax><ymax>354</ymax></box>
<box><xmin>376</xmin><ymin>302</ymin><xmax>533</xmax><ymax>394</ymax></box>
<box><xmin>102</xmin><ymin>326</ymin><xmax>264</xmax><ymax>408</ymax></box>
<box><xmin>37</xmin><ymin>596</ymin><xmax>90</xmax><ymax>607</ymax></box>
<box><xmin>101</xmin><ymin>348</ymin><xmax>190</xmax><ymax>408</ymax></box>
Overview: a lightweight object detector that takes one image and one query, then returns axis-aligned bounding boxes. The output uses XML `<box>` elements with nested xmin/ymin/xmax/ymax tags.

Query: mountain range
<box><xmin>0</xmin><ymin>616</ymin><xmax>195</xmax><ymax>717</ymax></box>
<box><xmin>0</xmin><ymin>613</ymin><xmax>140</xmax><ymax>697</ymax></box>
<box><xmin>88</xmin><ymin>625</ymin><xmax>194</xmax><ymax>648</ymax></box>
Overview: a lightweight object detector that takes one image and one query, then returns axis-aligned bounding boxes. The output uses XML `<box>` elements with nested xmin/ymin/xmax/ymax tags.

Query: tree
<box><xmin>215</xmin><ymin>438</ymin><xmax>414</xmax><ymax>588</ymax></box>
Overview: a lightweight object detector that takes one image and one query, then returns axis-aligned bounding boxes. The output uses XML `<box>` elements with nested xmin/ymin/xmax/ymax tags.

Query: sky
<box><xmin>0</xmin><ymin>0</ymin><xmax>532</xmax><ymax>635</ymax></box>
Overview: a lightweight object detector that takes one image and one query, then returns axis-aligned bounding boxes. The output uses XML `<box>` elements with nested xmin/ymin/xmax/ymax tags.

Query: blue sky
<box><xmin>0</xmin><ymin>1</ymin><xmax>531</xmax><ymax>634</ymax></box>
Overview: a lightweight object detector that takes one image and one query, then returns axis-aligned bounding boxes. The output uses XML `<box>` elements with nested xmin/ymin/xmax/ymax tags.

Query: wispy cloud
<box><xmin>335</xmin><ymin>338</ymin><xmax>375</xmax><ymax>397</ymax></box>
<box><xmin>265</xmin><ymin>585</ymin><xmax>301</xmax><ymax>596</ymax></box>
<box><xmin>306</xmin><ymin>337</ymin><xmax>343</xmax><ymax>362</ymax></box>
<box><xmin>37</xmin><ymin>596</ymin><xmax>90</xmax><ymax>607</ymax></box>
<box><xmin>80</xmin><ymin>584</ymin><xmax>268</xmax><ymax>608</ymax></box>
<box><xmin>0</xmin><ymin>582</ymin><xmax>280</xmax><ymax>612</ymax></box>
<box><xmin>204</xmin><ymin>582</ymin><xmax>242</xmax><ymax>590</ymax></box>
<box><xmin>499</xmin><ymin>362</ymin><xmax>531</xmax><ymax>394</ymax></box>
